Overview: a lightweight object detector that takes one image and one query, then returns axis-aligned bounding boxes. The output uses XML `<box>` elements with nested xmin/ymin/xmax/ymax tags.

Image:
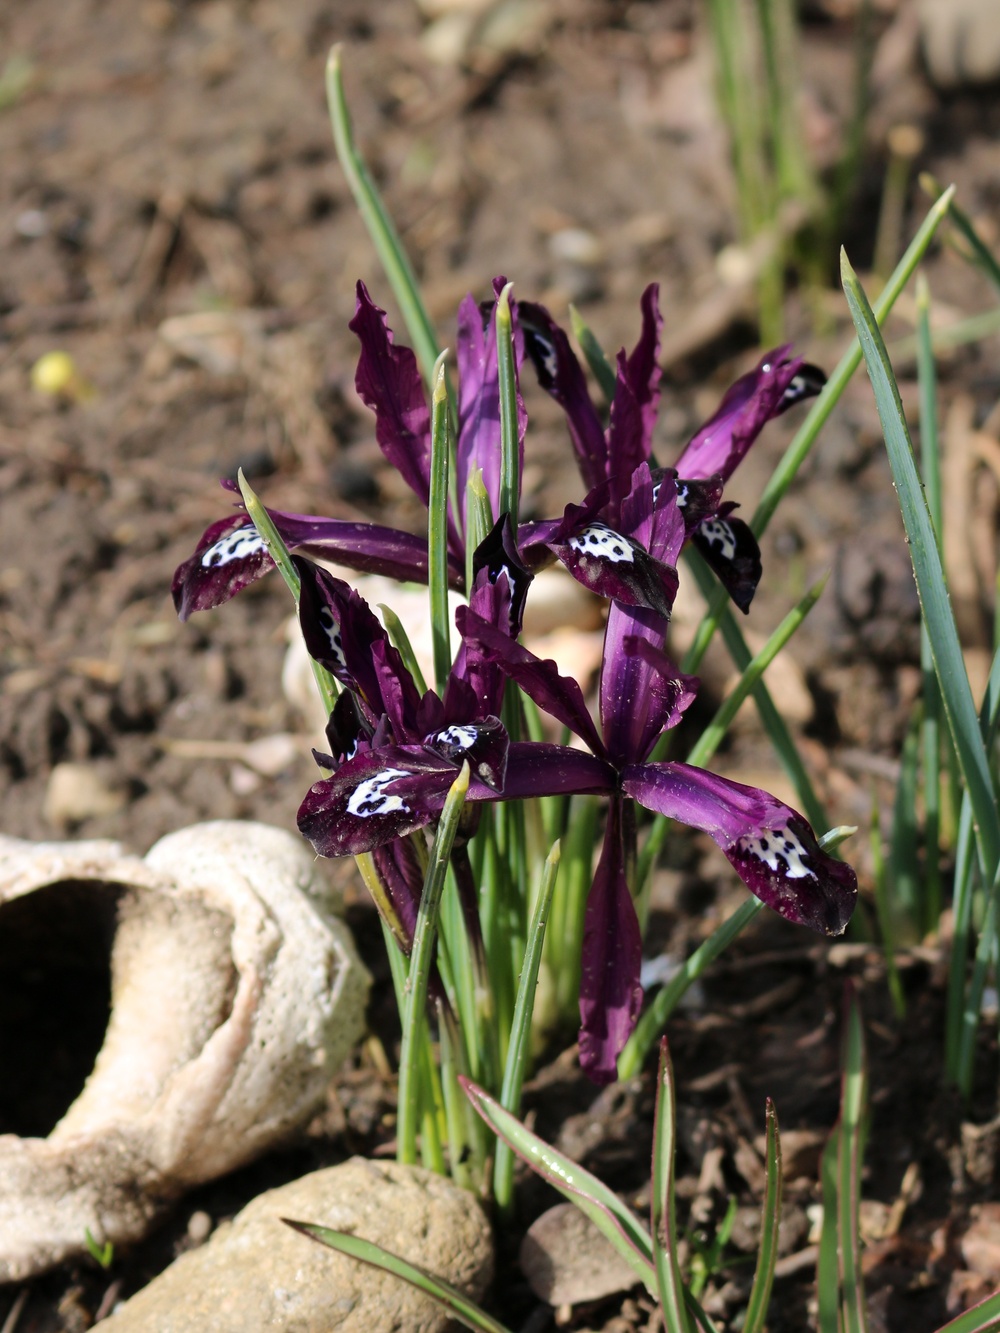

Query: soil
<box><xmin>2</xmin><ymin>0</ymin><xmax>1000</xmax><ymax>1328</ymax></box>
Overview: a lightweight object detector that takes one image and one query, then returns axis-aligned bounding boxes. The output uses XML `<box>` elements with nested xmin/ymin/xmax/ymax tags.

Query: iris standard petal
<box><xmin>578</xmin><ymin>800</ymin><xmax>644</xmax><ymax>1084</ymax></box>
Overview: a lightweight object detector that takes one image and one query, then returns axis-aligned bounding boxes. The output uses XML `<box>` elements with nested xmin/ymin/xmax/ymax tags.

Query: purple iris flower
<box><xmin>172</xmin><ymin>279</ymin><xmax>684</xmax><ymax>625</ymax></box>
<box><xmin>519</xmin><ymin>285</ymin><xmax>825</xmax><ymax>612</ymax></box>
<box><xmin>172</xmin><ymin>278</ymin><xmax>524</xmax><ymax>622</ymax></box>
<box><xmin>294</xmin><ymin>518</ymin><xmax>612</xmax><ymax>857</ymax></box>
<box><xmin>457</xmin><ymin>467</ymin><xmax>856</xmax><ymax>1082</ymax></box>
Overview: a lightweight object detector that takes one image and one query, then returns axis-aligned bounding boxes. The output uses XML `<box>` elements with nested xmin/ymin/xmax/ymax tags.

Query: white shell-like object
<box><xmin>0</xmin><ymin>821</ymin><xmax>370</xmax><ymax>1281</ymax></box>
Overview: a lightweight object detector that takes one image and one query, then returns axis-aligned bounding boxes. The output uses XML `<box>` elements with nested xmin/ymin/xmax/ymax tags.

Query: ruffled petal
<box><xmin>606</xmin><ymin>284</ymin><xmax>662</xmax><ymax>503</ymax></box>
<box><xmin>457</xmin><ymin>607</ymin><xmax>607</xmax><ymax>757</ymax></box>
<box><xmin>519</xmin><ymin>300</ymin><xmax>608</xmax><ymax>492</ymax></box>
<box><xmin>456</xmin><ymin>279</ymin><xmax>526</xmax><ymax>525</ymax></box>
<box><xmin>351</xmin><ymin>280</ymin><xmax>433</xmax><ymax>510</ymax></box>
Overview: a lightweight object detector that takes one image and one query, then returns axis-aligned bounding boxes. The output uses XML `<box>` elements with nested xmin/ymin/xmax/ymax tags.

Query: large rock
<box><xmin>101</xmin><ymin>1159</ymin><xmax>495</xmax><ymax>1332</ymax></box>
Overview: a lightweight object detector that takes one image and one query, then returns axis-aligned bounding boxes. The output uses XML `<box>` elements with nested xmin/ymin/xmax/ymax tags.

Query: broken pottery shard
<box><xmin>0</xmin><ymin>821</ymin><xmax>370</xmax><ymax>1281</ymax></box>
<box><xmin>99</xmin><ymin>1159</ymin><xmax>494</xmax><ymax>1333</ymax></box>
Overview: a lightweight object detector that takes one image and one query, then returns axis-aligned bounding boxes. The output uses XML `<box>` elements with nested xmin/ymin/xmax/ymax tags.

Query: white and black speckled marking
<box><xmin>699</xmin><ymin>519</ymin><xmax>737</xmax><ymax>562</ymax></box>
<box><xmin>533</xmin><ymin>332</ymin><xmax>558</xmax><ymax>381</ymax></box>
<box><xmin>739</xmin><ymin>825</ymin><xmax>817</xmax><ymax>880</ymax></box>
<box><xmin>675</xmin><ymin>483</ymin><xmax>689</xmax><ymax>509</ymax></box>
<box><xmin>200</xmin><ymin>526</ymin><xmax>267</xmax><ymax>569</ymax></box>
<box><xmin>568</xmin><ymin>523</ymin><xmax>635</xmax><ymax>564</ymax></box>
<box><xmin>318</xmin><ymin>607</ymin><xmax>346</xmax><ymax>667</ymax></box>
<box><xmin>346</xmin><ymin>768</ymin><xmax>410</xmax><ymax>818</ymax></box>
<box><xmin>434</xmin><ymin>724</ymin><xmax>479</xmax><ymax>750</ymax></box>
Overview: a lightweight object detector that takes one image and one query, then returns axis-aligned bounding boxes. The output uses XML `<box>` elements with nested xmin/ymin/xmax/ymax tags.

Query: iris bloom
<box><xmin>518</xmin><ymin>286</ymin><xmax>825</xmax><ymax>611</ymax></box>
<box><xmin>458</xmin><ymin>464</ymin><xmax>856</xmax><ymax>1080</ymax></box>
<box><xmin>174</xmin><ymin>281</ymin><xmax>818</xmax><ymax>625</ymax></box>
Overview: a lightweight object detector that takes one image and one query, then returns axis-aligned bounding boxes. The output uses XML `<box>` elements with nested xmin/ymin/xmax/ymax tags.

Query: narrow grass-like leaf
<box><xmin>889</xmin><ymin>712</ymin><xmax>921</xmax><ymax>927</ymax></box>
<box><xmin>436</xmin><ymin>1000</ymin><xmax>471</xmax><ymax>1189</ymax></box>
<box><xmin>869</xmin><ymin>796</ymin><xmax>906</xmax><ymax>1019</ymax></box>
<box><xmin>494</xmin><ymin>839</ymin><xmax>560</xmax><ymax>1210</ymax></box>
<box><xmin>681</xmin><ymin>549</ymin><xmax>828</xmax><ymax>832</ymax></box>
<box><xmin>951</xmin><ymin>640</ymin><xmax>1000</xmax><ymax>1080</ymax></box>
<box><xmin>947</xmin><ymin>793</ymin><xmax>978</xmax><ymax>1079</ymax></box>
<box><xmin>841</xmin><ymin>250</ymin><xmax>1000</xmax><ymax>884</ymax></box>
<box><xmin>285</xmin><ymin>1222</ymin><xmax>514</xmax><ymax>1333</ymax></box>
<box><xmin>461</xmin><ymin>1078</ymin><xmax>658</xmax><ymax>1293</ymax></box>
<box><xmin>429</xmin><ymin>354</ymin><xmax>452</xmax><ymax>693</ymax></box>
<box><xmin>688</xmin><ymin>570</ymin><xmax>827</xmax><ymax>767</ymax></box>
<box><xmin>551</xmin><ymin>794</ymin><xmax>596</xmax><ymax>1021</ymax></box>
<box><xmin>957</xmin><ymin>869</ymin><xmax>1000</xmax><ymax>1096</ymax></box>
<box><xmin>932</xmin><ymin>1285</ymin><xmax>1000</xmax><ymax>1333</ymax></box>
<box><xmin>619</xmin><ymin>899</ymin><xmax>764</xmax><ymax>1079</ymax></box>
<box><xmin>465</xmin><ymin>469</ymin><xmax>494</xmax><ymax>596</ymax></box>
<box><xmin>920</xmin><ymin>172</ymin><xmax>1000</xmax><ymax>298</ymax></box>
<box><xmin>817</xmin><ymin>1128</ymin><xmax>841</xmax><ymax>1333</ymax></box>
<box><xmin>398</xmin><ymin>763</ymin><xmax>470</xmax><ymax>1165</ymax></box>
<box><xmin>496</xmin><ymin>282</ymin><xmax>519</xmax><ymax>532</ymax></box>
<box><xmin>325</xmin><ymin>46</ymin><xmax>441</xmax><ymax>385</ymax></box>
<box><xmin>838</xmin><ymin>985</ymin><xmax>869</xmax><ymax>1333</ymax></box>
<box><xmin>742</xmin><ymin>1098</ymin><xmax>783</xmax><ymax>1333</ymax></box>
<box><xmin>652</xmin><ymin>1039</ymin><xmax>693</xmax><ymax>1333</ymax></box>
<box><xmin>378</xmin><ymin>603</ymin><xmax>428</xmax><ymax>696</ymax></box>
<box><xmin>916</xmin><ymin>273</ymin><xmax>945</xmax><ymax>933</ymax></box>
<box><xmin>356</xmin><ymin>852</ymin><xmax>411</xmax><ymax>955</ymax></box>
<box><xmin>569</xmin><ymin>304</ymin><xmax>617</xmax><ymax>404</ymax></box>
<box><xmin>237</xmin><ymin>469</ymin><xmax>338</xmax><ymax>717</ymax></box>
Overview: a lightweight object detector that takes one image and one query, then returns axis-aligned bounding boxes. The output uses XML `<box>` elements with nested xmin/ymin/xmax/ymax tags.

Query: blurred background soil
<box><xmin>2</xmin><ymin>0</ymin><xmax>1000</xmax><ymax>1328</ymax></box>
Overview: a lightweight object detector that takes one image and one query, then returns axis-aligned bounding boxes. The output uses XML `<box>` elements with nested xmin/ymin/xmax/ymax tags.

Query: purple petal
<box><xmin>622</xmin><ymin>762</ymin><xmax>858</xmax><ymax>936</ymax></box>
<box><xmin>619</xmin><ymin>461</ymin><xmax>686</xmax><ymax>570</ymax></box>
<box><xmin>606</xmin><ymin>284</ymin><xmax>662</xmax><ymax>502</ymax></box>
<box><xmin>578</xmin><ymin>799</ymin><xmax>643</xmax><ymax>1084</ymax></box>
<box><xmin>519</xmin><ymin>300</ymin><xmax>608</xmax><ymax>492</ymax></box>
<box><xmin>674</xmin><ymin>348</ymin><xmax>819</xmax><ymax>482</ymax></box>
<box><xmin>552</xmin><ymin>521</ymin><xmax>679</xmax><ymax>620</ymax></box>
<box><xmin>497</xmin><ymin>743</ymin><xmax>617</xmax><ymax>801</ymax></box>
<box><xmin>172</xmin><ymin>515</ymin><xmax>273</xmax><ymax>620</ymax></box>
<box><xmin>456</xmin><ymin>285</ymin><xmax>526</xmax><ymax>525</ymax></box>
<box><xmin>425</xmin><ymin>716</ymin><xmax>508</xmax><ymax>791</ymax></box>
<box><xmin>373</xmin><ymin>837</ymin><xmax>424</xmax><ymax>944</ymax></box>
<box><xmin>600</xmin><ymin>602</ymin><xmax>697</xmax><ymax>765</ymax></box>
<box><xmin>370</xmin><ymin>638</ymin><xmax>423</xmax><ymax>742</ymax></box>
<box><xmin>298</xmin><ymin>746</ymin><xmax>458</xmax><ymax>856</ymax></box>
<box><xmin>692</xmin><ymin>511</ymin><xmax>762</xmax><ymax>614</ymax></box>
<box><xmin>351</xmin><ymin>281</ymin><xmax>433</xmax><ymax>510</ymax></box>
<box><xmin>294</xmin><ymin>558</ymin><xmax>421</xmax><ymax>734</ymax></box>
<box><xmin>173</xmin><ymin>508</ymin><xmax>462</xmax><ymax>621</ymax></box>
<box><xmin>472</xmin><ymin>514</ymin><xmax>533</xmax><ymax>637</ymax></box>
<box><xmin>457</xmin><ymin>607</ymin><xmax>607</xmax><ymax>757</ymax></box>
<box><xmin>653</xmin><ymin>470</ymin><xmax>726</xmax><ymax>538</ymax></box>
<box><xmin>324</xmin><ymin>689</ymin><xmax>374</xmax><ymax>764</ymax></box>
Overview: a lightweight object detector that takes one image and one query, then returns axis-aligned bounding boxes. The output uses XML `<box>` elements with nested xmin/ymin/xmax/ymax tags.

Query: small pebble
<box><xmin>186</xmin><ymin>1211</ymin><xmax>212</xmax><ymax>1246</ymax></box>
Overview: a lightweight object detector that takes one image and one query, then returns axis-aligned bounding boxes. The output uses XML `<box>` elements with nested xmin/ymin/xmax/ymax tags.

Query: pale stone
<box><xmin>101</xmin><ymin>1159</ymin><xmax>494</xmax><ymax>1333</ymax></box>
<box><xmin>520</xmin><ymin>1202</ymin><xmax>639</xmax><ymax>1306</ymax></box>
